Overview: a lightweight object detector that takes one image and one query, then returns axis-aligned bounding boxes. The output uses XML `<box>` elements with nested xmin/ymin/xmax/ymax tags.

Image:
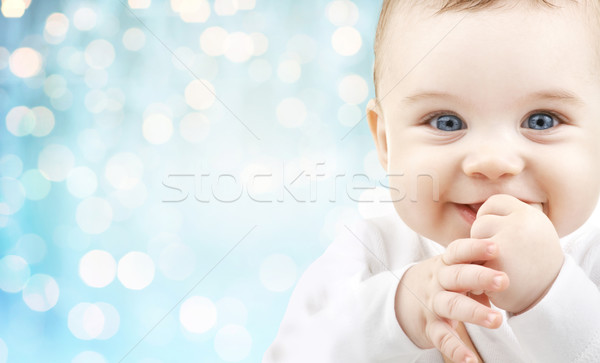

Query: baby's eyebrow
<box><xmin>403</xmin><ymin>89</ymin><xmax>584</xmax><ymax>106</ymax></box>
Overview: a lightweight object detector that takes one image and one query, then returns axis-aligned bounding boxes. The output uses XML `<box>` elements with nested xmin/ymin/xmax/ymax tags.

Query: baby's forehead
<box><xmin>375</xmin><ymin>0</ymin><xmax>600</xmax><ymax>85</ymax></box>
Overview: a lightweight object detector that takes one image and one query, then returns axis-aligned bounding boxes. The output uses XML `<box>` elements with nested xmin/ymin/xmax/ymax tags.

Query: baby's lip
<box><xmin>466</xmin><ymin>203</ymin><xmax>484</xmax><ymax>214</ymax></box>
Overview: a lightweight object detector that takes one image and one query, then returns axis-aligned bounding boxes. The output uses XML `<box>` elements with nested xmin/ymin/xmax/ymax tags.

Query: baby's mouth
<box><xmin>466</xmin><ymin>203</ymin><xmax>484</xmax><ymax>214</ymax></box>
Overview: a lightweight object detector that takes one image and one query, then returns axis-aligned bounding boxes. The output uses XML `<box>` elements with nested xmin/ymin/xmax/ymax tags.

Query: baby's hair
<box><xmin>373</xmin><ymin>0</ymin><xmax>600</xmax><ymax>100</ymax></box>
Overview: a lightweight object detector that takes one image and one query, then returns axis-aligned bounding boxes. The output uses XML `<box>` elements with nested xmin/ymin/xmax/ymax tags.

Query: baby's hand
<box><xmin>471</xmin><ymin>194</ymin><xmax>564</xmax><ymax>314</ymax></box>
<box><xmin>395</xmin><ymin>238</ymin><xmax>508</xmax><ymax>363</ymax></box>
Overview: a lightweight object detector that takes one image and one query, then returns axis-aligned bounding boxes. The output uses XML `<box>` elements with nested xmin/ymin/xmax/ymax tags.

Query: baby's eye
<box><xmin>522</xmin><ymin>113</ymin><xmax>558</xmax><ymax>130</ymax></box>
<box><xmin>429</xmin><ymin>114</ymin><xmax>464</xmax><ymax>131</ymax></box>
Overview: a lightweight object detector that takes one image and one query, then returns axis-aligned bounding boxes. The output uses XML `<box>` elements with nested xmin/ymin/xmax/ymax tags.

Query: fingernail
<box><xmin>464</xmin><ymin>356</ymin><xmax>476</xmax><ymax>363</ymax></box>
<box><xmin>493</xmin><ymin>275</ymin><xmax>503</xmax><ymax>288</ymax></box>
<box><xmin>486</xmin><ymin>312</ymin><xmax>498</xmax><ymax>326</ymax></box>
<box><xmin>487</xmin><ymin>244</ymin><xmax>497</xmax><ymax>255</ymax></box>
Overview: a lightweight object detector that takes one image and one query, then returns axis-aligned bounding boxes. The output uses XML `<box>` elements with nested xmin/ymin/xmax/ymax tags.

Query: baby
<box><xmin>265</xmin><ymin>0</ymin><xmax>600</xmax><ymax>362</ymax></box>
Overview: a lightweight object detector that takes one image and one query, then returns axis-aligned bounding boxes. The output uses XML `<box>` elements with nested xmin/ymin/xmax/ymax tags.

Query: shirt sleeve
<box><xmin>507</xmin><ymin>254</ymin><xmax>600</xmax><ymax>362</ymax></box>
<box><xmin>263</xmin><ymin>219</ymin><xmax>429</xmax><ymax>363</ymax></box>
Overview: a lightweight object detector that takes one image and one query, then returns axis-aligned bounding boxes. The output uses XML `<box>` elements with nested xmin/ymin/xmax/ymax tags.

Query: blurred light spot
<box><xmin>159</xmin><ymin>242</ymin><xmax>195</xmax><ymax>280</ymax></box>
<box><xmin>22</xmin><ymin>274</ymin><xmax>59</xmax><ymax>312</ymax></box>
<box><xmin>214</xmin><ymin>0</ymin><xmax>237</xmax><ymax>16</ymax></box>
<box><xmin>95</xmin><ymin>302</ymin><xmax>120</xmax><ymax>339</ymax></box>
<box><xmin>214</xmin><ymin>325</ymin><xmax>252</xmax><ymax>362</ymax></box>
<box><xmin>14</xmin><ymin>233</ymin><xmax>46</xmax><ymax>264</ymax></box>
<box><xmin>250</xmin><ymin>32</ymin><xmax>268</xmax><ymax>56</ymax></box>
<box><xmin>287</xmin><ymin>34</ymin><xmax>317</xmax><ymax>63</ymax></box>
<box><xmin>51</xmin><ymin>90</ymin><xmax>73</xmax><ymax>111</ymax></box>
<box><xmin>1</xmin><ymin>0</ymin><xmax>26</xmax><ymax>18</ymax></box>
<box><xmin>277</xmin><ymin>59</ymin><xmax>301</xmax><ymax>83</ymax></box>
<box><xmin>129</xmin><ymin>0</ymin><xmax>151</xmax><ymax>9</ymax></box>
<box><xmin>30</xmin><ymin>106</ymin><xmax>55</xmax><ymax>137</ymax></box>
<box><xmin>339</xmin><ymin>74</ymin><xmax>368</xmax><ymax>104</ymax></box>
<box><xmin>113</xmin><ymin>182</ymin><xmax>147</xmax><ymax>209</ymax></box>
<box><xmin>248</xmin><ymin>59</ymin><xmax>271</xmax><ymax>82</ymax></box>
<box><xmin>6</xmin><ymin>105</ymin><xmax>35</xmax><ymax>136</ymax></box>
<box><xmin>0</xmin><ymin>47</ymin><xmax>9</xmax><ymax>69</ymax></box>
<box><xmin>224</xmin><ymin>32</ymin><xmax>254</xmax><ymax>63</ymax></box>
<box><xmin>0</xmin><ymin>154</ymin><xmax>23</xmax><ymax>178</ymax></box>
<box><xmin>76</xmin><ymin>197</ymin><xmax>113</xmax><ymax>234</ymax></box>
<box><xmin>143</xmin><ymin>113</ymin><xmax>173</xmax><ymax>144</ymax></box>
<box><xmin>105</xmin><ymin>152</ymin><xmax>143</xmax><ymax>190</ymax></box>
<box><xmin>331</xmin><ymin>26</ymin><xmax>362</xmax><ymax>56</ymax></box>
<box><xmin>177</xmin><ymin>0</ymin><xmax>210</xmax><ymax>23</ymax></box>
<box><xmin>85</xmin><ymin>89</ymin><xmax>107</xmax><ymax>113</ymax></box>
<box><xmin>242</xmin><ymin>163</ymin><xmax>273</xmax><ymax>195</ymax></box>
<box><xmin>118</xmin><ymin>251</ymin><xmax>154</xmax><ymax>290</ymax></box>
<box><xmin>122</xmin><ymin>27</ymin><xmax>146</xmax><ymax>51</ymax></box>
<box><xmin>9</xmin><ymin>47</ymin><xmax>42</xmax><ymax>78</ymax></box>
<box><xmin>179</xmin><ymin>296</ymin><xmax>217</xmax><ymax>333</ymax></box>
<box><xmin>106</xmin><ymin>88</ymin><xmax>126</xmax><ymax>111</ymax></box>
<box><xmin>276</xmin><ymin>98</ymin><xmax>306</xmax><ymax>128</ymax></box>
<box><xmin>199</xmin><ymin>26</ymin><xmax>227</xmax><ymax>56</ymax></box>
<box><xmin>326</xmin><ymin>0</ymin><xmax>359</xmax><ymax>26</ymax></box>
<box><xmin>72</xmin><ymin>351</ymin><xmax>107</xmax><ymax>363</ymax></box>
<box><xmin>179</xmin><ymin>112</ymin><xmax>210</xmax><ymax>143</ymax></box>
<box><xmin>184</xmin><ymin>79</ymin><xmax>216</xmax><ymax>110</ymax></box>
<box><xmin>0</xmin><ymin>177</ymin><xmax>26</xmax><ymax>215</ymax></box>
<box><xmin>20</xmin><ymin>169</ymin><xmax>51</xmax><ymax>200</ymax></box>
<box><xmin>216</xmin><ymin>297</ymin><xmax>248</xmax><ymax>326</ymax></box>
<box><xmin>67</xmin><ymin>50</ymin><xmax>86</xmax><ymax>75</ymax></box>
<box><xmin>78</xmin><ymin>129</ymin><xmax>107</xmax><ymax>163</ymax></box>
<box><xmin>259</xmin><ymin>254</ymin><xmax>298</xmax><ymax>292</ymax></box>
<box><xmin>67</xmin><ymin>166</ymin><xmax>97</xmax><ymax>198</ymax></box>
<box><xmin>238</xmin><ymin>0</ymin><xmax>255</xmax><ymax>10</ymax></box>
<box><xmin>44</xmin><ymin>74</ymin><xmax>67</xmax><ymax>99</ymax></box>
<box><xmin>73</xmin><ymin>7</ymin><xmax>97</xmax><ymax>31</ymax></box>
<box><xmin>0</xmin><ymin>255</ymin><xmax>30</xmax><ymax>293</ymax></box>
<box><xmin>44</xmin><ymin>12</ymin><xmax>69</xmax><ymax>44</ymax></box>
<box><xmin>68</xmin><ymin>303</ymin><xmax>105</xmax><ymax>340</ymax></box>
<box><xmin>84</xmin><ymin>68</ymin><xmax>108</xmax><ymax>89</ymax></box>
<box><xmin>79</xmin><ymin>250</ymin><xmax>116</xmax><ymax>288</ymax></box>
<box><xmin>338</xmin><ymin>103</ymin><xmax>362</xmax><ymax>127</ymax></box>
<box><xmin>84</xmin><ymin>39</ymin><xmax>115</xmax><ymax>69</ymax></box>
<box><xmin>0</xmin><ymin>338</ymin><xmax>6</xmax><ymax>363</ymax></box>
<box><xmin>38</xmin><ymin>144</ymin><xmax>75</xmax><ymax>181</ymax></box>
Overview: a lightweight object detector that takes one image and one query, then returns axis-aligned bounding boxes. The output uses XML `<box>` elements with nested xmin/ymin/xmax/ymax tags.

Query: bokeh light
<box><xmin>9</xmin><ymin>47</ymin><xmax>42</xmax><ymax>78</ymax></box>
<box><xmin>0</xmin><ymin>1</ymin><xmax>387</xmax><ymax>361</ymax></box>
<box><xmin>179</xmin><ymin>296</ymin><xmax>217</xmax><ymax>334</ymax></box>
<box><xmin>22</xmin><ymin>274</ymin><xmax>59</xmax><ymax>312</ymax></box>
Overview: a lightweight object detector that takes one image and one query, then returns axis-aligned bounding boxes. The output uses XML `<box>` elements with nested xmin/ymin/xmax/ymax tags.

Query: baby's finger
<box><xmin>442</xmin><ymin>238</ymin><xmax>497</xmax><ymax>265</ymax></box>
<box><xmin>438</xmin><ymin>264</ymin><xmax>508</xmax><ymax>293</ymax></box>
<box><xmin>426</xmin><ymin>319</ymin><xmax>478</xmax><ymax>363</ymax></box>
<box><xmin>432</xmin><ymin>291</ymin><xmax>503</xmax><ymax>329</ymax></box>
<box><xmin>476</xmin><ymin>194</ymin><xmax>519</xmax><ymax>217</ymax></box>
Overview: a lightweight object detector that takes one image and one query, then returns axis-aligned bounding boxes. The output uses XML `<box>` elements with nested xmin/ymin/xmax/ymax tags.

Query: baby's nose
<box><xmin>462</xmin><ymin>144</ymin><xmax>524</xmax><ymax>180</ymax></box>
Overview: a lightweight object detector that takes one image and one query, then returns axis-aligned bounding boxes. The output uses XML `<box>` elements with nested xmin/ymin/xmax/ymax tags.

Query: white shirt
<box><xmin>264</xmin><ymin>212</ymin><xmax>600</xmax><ymax>362</ymax></box>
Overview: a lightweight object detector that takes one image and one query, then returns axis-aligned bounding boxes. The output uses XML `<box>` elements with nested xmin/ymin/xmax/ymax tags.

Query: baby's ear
<box><xmin>366</xmin><ymin>98</ymin><xmax>388</xmax><ymax>172</ymax></box>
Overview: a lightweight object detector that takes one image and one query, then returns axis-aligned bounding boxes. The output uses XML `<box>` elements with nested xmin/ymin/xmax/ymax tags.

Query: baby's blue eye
<box><xmin>430</xmin><ymin>115</ymin><xmax>464</xmax><ymax>131</ymax></box>
<box><xmin>525</xmin><ymin>113</ymin><xmax>557</xmax><ymax>130</ymax></box>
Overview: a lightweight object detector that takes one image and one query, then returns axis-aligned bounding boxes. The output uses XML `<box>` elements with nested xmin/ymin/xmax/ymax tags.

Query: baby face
<box><xmin>369</xmin><ymin>2</ymin><xmax>600</xmax><ymax>246</ymax></box>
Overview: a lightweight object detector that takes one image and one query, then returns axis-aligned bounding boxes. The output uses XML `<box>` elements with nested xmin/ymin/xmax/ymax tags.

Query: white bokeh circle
<box><xmin>117</xmin><ymin>251</ymin><xmax>155</xmax><ymax>290</ymax></box>
<box><xmin>79</xmin><ymin>250</ymin><xmax>117</xmax><ymax>288</ymax></box>
<box><xmin>179</xmin><ymin>112</ymin><xmax>210</xmax><ymax>143</ymax></box>
<box><xmin>338</xmin><ymin>74</ymin><xmax>368</xmax><ymax>104</ymax></box>
<box><xmin>67</xmin><ymin>166</ymin><xmax>98</xmax><ymax>198</ymax></box>
<box><xmin>105</xmin><ymin>152</ymin><xmax>143</xmax><ymax>190</ymax></box>
<box><xmin>22</xmin><ymin>274</ymin><xmax>59</xmax><ymax>312</ymax></box>
<box><xmin>214</xmin><ymin>324</ymin><xmax>252</xmax><ymax>362</ymax></box>
<box><xmin>179</xmin><ymin>296</ymin><xmax>217</xmax><ymax>334</ymax></box>
<box><xmin>38</xmin><ymin>144</ymin><xmax>75</xmax><ymax>182</ymax></box>
<box><xmin>331</xmin><ymin>26</ymin><xmax>362</xmax><ymax>56</ymax></box>
<box><xmin>184</xmin><ymin>79</ymin><xmax>216</xmax><ymax>110</ymax></box>
<box><xmin>76</xmin><ymin>197</ymin><xmax>113</xmax><ymax>234</ymax></box>
<box><xmin>0</xmin><ymin>255</ymin><xmax>30</xmax><ymax>293</ymax></box>
<box><xmin>276</xmin><ymin>98</ymin><xmax>306</xmax><ymax>128</ymax></box>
